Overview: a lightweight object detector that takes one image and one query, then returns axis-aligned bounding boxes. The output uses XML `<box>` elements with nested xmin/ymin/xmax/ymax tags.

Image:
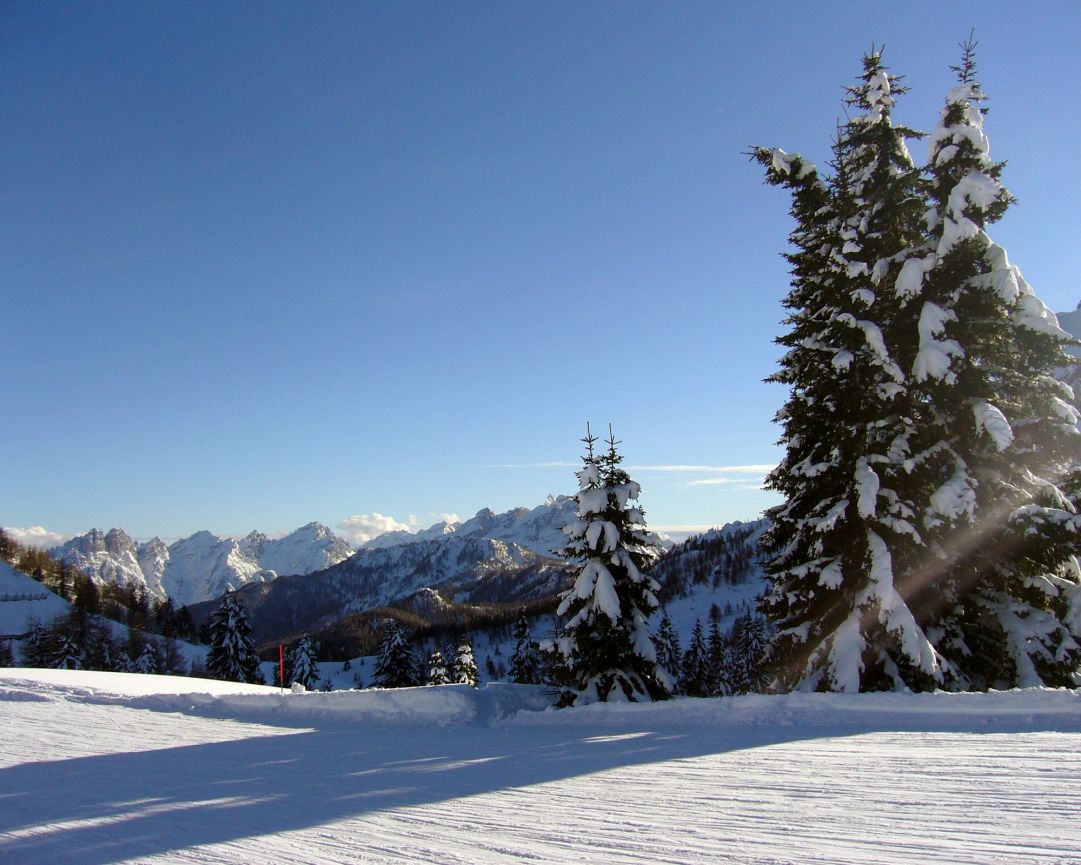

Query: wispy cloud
<box><xmin>484</xmin><ymin>461</ymin><xmax>577</xmax><ymax>469</ymax></box>
<box><xmin>487</xmin><ymin>461</ymin><xmax>775</xmax><ymax>474</ymax></box>
<box><xmin>686</xmin><ymin>479</ymin><xmax>768</xmax><ymax>490</ymax></box>
<box><xmin>628</xmin><ymin>464</ymin><xmax>775</xmax><ymax>474</ymax></box>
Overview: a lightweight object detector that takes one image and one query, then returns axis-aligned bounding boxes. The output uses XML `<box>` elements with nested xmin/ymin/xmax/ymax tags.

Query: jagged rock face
<box><xmin>56</xmin><ymin>528</ymin><xmax>164</xmax><ymax>595</ymax></box>
<box><xmin>53</xmin><ymin>522</ymin><xmax>354</xmax><ymax>607</ymax></box>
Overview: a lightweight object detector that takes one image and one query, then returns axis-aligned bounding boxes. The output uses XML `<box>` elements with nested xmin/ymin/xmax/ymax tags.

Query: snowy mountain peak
<box><xmin>54</xmin><ymin>523</ymin><xmax>354</xmax><ymax>608</ymax></box>
<box><xmin>363</xmin><ymin>497</ymin><xmax>578</xmax><ymax>557</ymax></box>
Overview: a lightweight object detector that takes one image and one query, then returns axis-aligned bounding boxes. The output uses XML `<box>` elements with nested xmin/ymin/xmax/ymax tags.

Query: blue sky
<box><xmin>4</xmin><ymin>2</ymin><xmax>1079</xmax><ymax>545</ymax></box>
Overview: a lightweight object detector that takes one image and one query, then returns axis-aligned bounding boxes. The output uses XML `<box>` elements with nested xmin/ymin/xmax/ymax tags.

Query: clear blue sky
<box><xmin>4</xmin><ymin>2</ymin><xmax>1079</xmax><ymax>545</ymax></box>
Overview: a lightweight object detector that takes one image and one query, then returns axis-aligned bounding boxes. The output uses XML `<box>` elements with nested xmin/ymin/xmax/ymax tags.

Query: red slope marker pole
<box><xmin>279</xmin><ymin>643</ymin><xmax>284</xmax><ymax>694</ymax></box>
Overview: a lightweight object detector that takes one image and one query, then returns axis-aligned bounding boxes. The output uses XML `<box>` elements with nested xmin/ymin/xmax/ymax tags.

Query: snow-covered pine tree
<box><xmin>654</xmin><ymin>609</ymin><xmax>683</xmax><ymax>690</ymax></box>
<box><xmin>897</xmin><ymin>41</ymin><xmax>1081</xmax><ymax>688</ymax></box>
<box><xmin>508</xmin><ymin>612</ymin><xmax>542</xmax><ymax>684</ymax></box>
<box><xmin>679</xmin><ymin>620</ymin><xmax>709</xmax><ymax>698</ymax></box>
<box><xmin>754</xmin><ymin>50</ymin><xmax>945</xmax><ymax>693</ymax></box>
<box><xmin>426</xmin><ymin>649</ymin><xmax>450</xmax><ymax>685</ymax></box>
<box><xmin>554</xmin><ymin>425</ymin><xmax>666</xmax><ymax>706</ymax></box>
<box><xmin>134</xmin><ymin>640</ymin><xmax>158</xmax><ymax>674</ymax></box>
<box><xmin>451</xmin><ymin>639</ymin><xmax>478</xmax><ymax>687</ymax></box>
<box><xmin>372</xmin><ymin>619</ymin><xmax>420</xmax><ymax>688</ymax></box>
<box><xmin>52</xmin><ymin>632</ymin><xmax>81</xmax><ymax>670</ymax></box>
<box><xmin>289</xmin><ymin>636</ymin><xmax>321</xmax><ymax>690</ymax></box>
<box><xmin>206</xmin><ymin>592</ymin><xmax>262</xmax><ymax>683</ymax></box>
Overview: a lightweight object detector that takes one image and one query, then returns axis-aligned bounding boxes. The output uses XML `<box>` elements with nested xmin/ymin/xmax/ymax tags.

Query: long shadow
<box><xmin>1</xmin><ymin>695</ymin><xmax>1077</xmax><ymax>864</ymax></box>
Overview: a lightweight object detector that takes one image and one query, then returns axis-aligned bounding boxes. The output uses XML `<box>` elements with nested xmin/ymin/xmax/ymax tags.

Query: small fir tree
<box><xmin>372</xmin><ymin>619</ymin><xmax>420</xmax><ymax>688</ymax></box>
<box><xmin>426</xmin><ymin>650</ymin><xmax>450</xmax><ymax>685</ymax></box>
<box><xmin>160</xmin><ymin>638</ymin><xmax>188</xmax><ymax>676</ymax></box>
<box><xmin>52</xmin><ymin>632</ymin><xmax>81</xmax><ymax>670</ymax></box>
<box><xmin>730</xmin><ymin>611</ymin><xmax>770</xmax><ymax>695</ymax></box>
<box><xmin>508</xmin><ymin>612</ymin><xmax>542</xmax><ymax>684</ymax></box>
<box><xmin>679</xmin><ymin>620</ymin><xmax>710</xmax><ymax>698</ymax></box>
<box><xmin>289</xmin><ymin>636</ymin><xmax>321</xmax><ymax>690</ymax></box>
<box><xmin>706</xmin><ymin>615</ymin><xmax>728</xmax><ymax>697</ymax></box>
<box><xmin>654</xmin><ymin>609</ymin><xmax>683</xmax><ymax>692</ymax></box>
<box><xmin>206</xmin><ymin>592</ymin><xmax>262</xmax><ymax>683</ymax></box>
<box><xmin>0</xmin><ymin>638</ymin><xmax>15</xmax><ymax>667</ymax></box>
<box><xmin>22</xmin><ymin>620</ymin><xmax>52</xmax><ymax>667</ymax></box>
<box><xmin>135</xmin><ymin>640</ymin><xmax>159</xmax><ymax>674</ymax></box>
<box><xmin>451</xmin><ymin>639</ymin><xmax>478</xmax><ymax>687</ymax></box>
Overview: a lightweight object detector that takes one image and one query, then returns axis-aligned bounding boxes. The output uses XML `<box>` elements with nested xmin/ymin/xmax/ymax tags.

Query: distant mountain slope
<box><xmin>1057</xmin><ymin>304</ymin><xmax>1081</xmax><ymax>355</ymax></box>
<box><xmin>0</xmin><ymin>560</ymin><xmax>207</xmax><ymax>667</ymax></box>
<box><xmin>0</xmin><ymin>561</ymin><xmax>72</xmax><ymax>638</ymax></box>
<box><xmin>364</xmin><ymin>495</ymin><xmax>579</xmax><ymax>557</ymax></box>
<box><xmin>53</xmin><ymin>522</ymin><xmax>353</xmax><ymax>607</ymax></box>
<box><xmin>191</xmin><ymin>533</ymin><xmax>572</xmax><ymax>647</ymax></box>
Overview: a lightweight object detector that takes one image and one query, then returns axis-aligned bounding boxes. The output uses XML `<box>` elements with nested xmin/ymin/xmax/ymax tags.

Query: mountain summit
<box><xmin>53</xmin><ymin>523</ymin><xmax>353</xmax><ymax>607</ymax></box>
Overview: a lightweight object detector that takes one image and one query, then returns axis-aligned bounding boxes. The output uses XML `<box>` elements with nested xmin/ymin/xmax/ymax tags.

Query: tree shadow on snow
<box><xmin>0</xmin><ymin>691</ymin><xmax>1076</xmax><ymax>865</ymax></box>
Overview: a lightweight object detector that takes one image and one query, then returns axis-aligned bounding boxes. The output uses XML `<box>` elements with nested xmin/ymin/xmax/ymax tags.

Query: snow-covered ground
<box><xmin>2</xmin><ymin>669</ymin><xmax>1079</xmax><ymax>864</ymax></box>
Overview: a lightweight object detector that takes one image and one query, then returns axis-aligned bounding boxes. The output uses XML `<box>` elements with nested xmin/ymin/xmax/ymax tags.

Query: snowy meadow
<box><xmin>2</xmin><ymin>669</ymin><xmax>1079</xmax><ymax>865</ymax></box>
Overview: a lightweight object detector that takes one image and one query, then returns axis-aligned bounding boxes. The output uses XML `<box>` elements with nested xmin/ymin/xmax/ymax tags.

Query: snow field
<box><xmin>1</xmin><ymin>670</ymin><xmax>1080</xmax><ymax>864</ymax></box>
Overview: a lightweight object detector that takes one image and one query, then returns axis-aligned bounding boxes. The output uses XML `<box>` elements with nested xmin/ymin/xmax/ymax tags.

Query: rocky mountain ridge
<box><xmin>53</xmin><ymin>522</ymin><xmax>353</xmax><ymax>607</ymax></box>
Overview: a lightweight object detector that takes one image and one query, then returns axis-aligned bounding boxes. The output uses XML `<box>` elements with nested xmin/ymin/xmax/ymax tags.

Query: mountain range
<box><xmin>51</xmin><ymin>496</ymin><xmax>583</xmax><ymax>609</ymax></box>
<box><xmin>53</xmin><ymin>523</ymin><xmax>353</xmax><ymax>607</ymax></box>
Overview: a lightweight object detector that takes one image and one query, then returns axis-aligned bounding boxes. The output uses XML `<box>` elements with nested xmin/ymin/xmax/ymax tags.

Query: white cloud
<box><xmin>438</xmin><ymin>513</ymin><xmax>461</xmax><ymax>526</ymax></box>
<box><xmin>336</xmin><ymin>513</ymin><xmax>419</xmax><ymax>547</ymax></box>
<box><xmin>630</xmin><ymin>464</ymin><xmax>776</xmax><ymax>474</ymax></box>
<box><xmin>3</xmin><ymin>526</ymin><xmax>70</xmax><ymax>549</ymax></box>
<box><xmin>488</xmin><ymin>461</ymin><xmax>775</xmax><ymax>475</ymax></box>
<box><xmin>685</xmin><ymin>479</ymin><xmax>767</xmax><ymax>490</ymax></box>
<box><xmin>485</xmin><ymin>461</ymin><xmax>577</xmax><ymax>469</ymax></box>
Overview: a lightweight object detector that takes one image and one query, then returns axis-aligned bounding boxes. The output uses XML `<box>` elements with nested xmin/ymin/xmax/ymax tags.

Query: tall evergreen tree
<box><xmin>205</xmin><ymin>592</ymin><xmax>262</xmax><ymax>683</ymax></box>
<box><xmin>508</xmin><ymin>612</ymin><xmax>542</xmax><ymax>684</ymax></box>
<box><xmin>554</xmin><ymin>426</ymin><xmax>666</xmax><ymax>706</ymax></box>
<box><xmin>754</xmin><ymin>51</ymin><xmax>948</xmax><ymax>692</ymax></box>
<box><xmin>372</xmin><ymin>619</ymin><xmax>420</xmax><ymax>688</ymax></box>
<box><xmin>897</xmin><ymin>41</ymin><xmax>1081</xmax><ymax>688</ymax></box>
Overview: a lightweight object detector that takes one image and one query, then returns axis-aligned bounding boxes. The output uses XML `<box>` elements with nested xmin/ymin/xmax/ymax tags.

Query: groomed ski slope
<box><xmin>1</xmin><ymin>670</ymin><xmax>1079</xmax><ymax>865</ymax></box>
